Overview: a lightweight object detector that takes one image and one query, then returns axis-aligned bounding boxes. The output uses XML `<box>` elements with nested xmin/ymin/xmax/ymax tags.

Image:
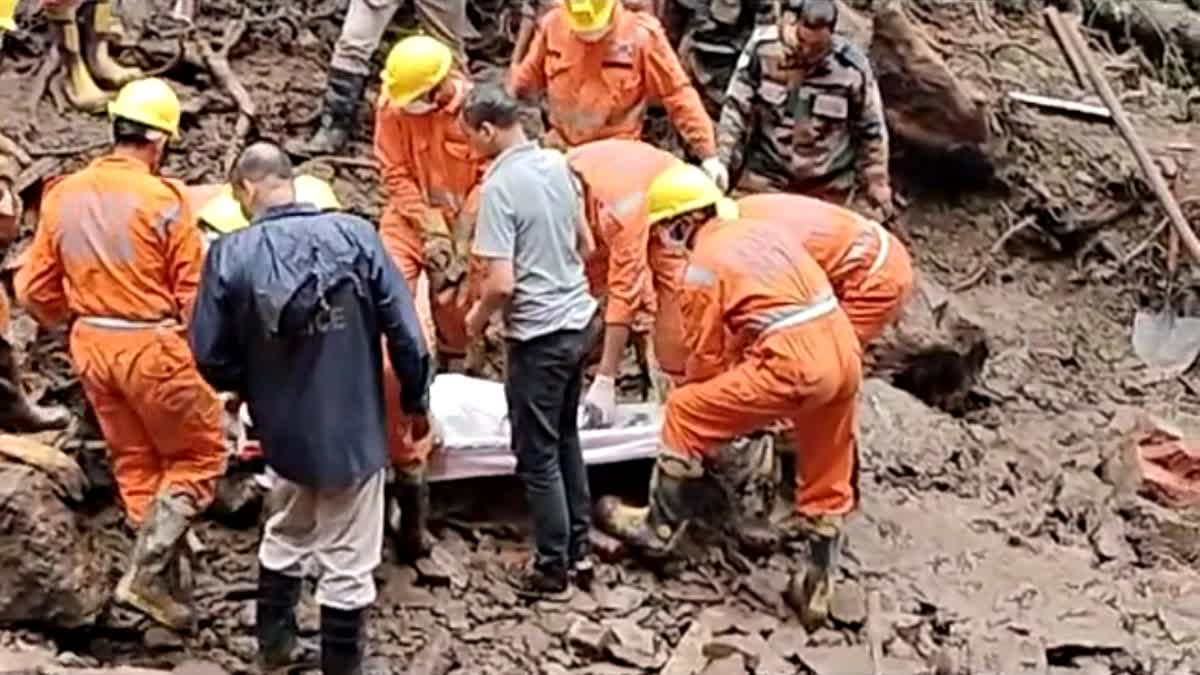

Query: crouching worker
<box><xmin>596</xmin><ymin>165</ymin><xmax>863</xmax><ymax>630</ymax></box>
<box><xmin>16</xmin><ymin>78</ymin><xmax>225</xmax><ymax>632</ymax></box>
<box><xmin>190</xmin><ymin>142</ymin><xmax>433</xmax><ymax>675</ymax></box>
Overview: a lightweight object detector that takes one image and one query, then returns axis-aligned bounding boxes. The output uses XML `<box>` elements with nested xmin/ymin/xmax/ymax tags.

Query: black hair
<box><xmin>781</xmin><ymin>0</ymin><xmax>838</xmax><ymax>28</ymax></box>
<box><xmin>112</xmin><ymin>118</ymin><xmax>163</xmax><ymax>147</ymax></box>
<box><xmin>230</xmin><ymin>141</ymin><xmax>293</xmax><ymax>185</ymax></box>
<box><xmin>461</xmin><ymin>82</ymin><xmax>521</xmax><ymax>131</ymax></box>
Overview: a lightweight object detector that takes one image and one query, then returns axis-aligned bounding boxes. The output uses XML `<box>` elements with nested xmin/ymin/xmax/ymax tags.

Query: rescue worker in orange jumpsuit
<box><xmin>509</xmin><ymin>0</ymin><xmax>727</xmax><ymax>190</ymax></box>
<box><xmin>738</xmin><ymin>193</ymin><xmax>914</xmax><ymax>347</ymax></box>
<box><xmin>596</xmin><ymin>165</ymin><xmax>863</xmax><ymax>631</ymax></box>
<box><xmin>566</xmin><ymin>139</ymin><xmax>687</xmax><ymax>427</ymax></box>
<box><xmin>373</xmin><ymin>34</ymin><xmax>486</xmax><ymax>562</ymax></box>
<box><xmin>15</xmin><ymin>78</ymin><xmax>225</xmax><ymax>632</ymax></box>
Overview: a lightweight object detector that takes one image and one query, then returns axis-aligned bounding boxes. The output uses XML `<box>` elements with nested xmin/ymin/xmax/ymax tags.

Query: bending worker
<box><xmin>739</xmin><ymin>192</ymin><xmax>913</xmax><ymax>346</ymax></box>
<box><xmin>596</xmin><ymin>165</ymin><xmax>863</xmax><ymax>631</ymax></box>
<box><xmin>509</xmin><ymin>0</ymin><xmax>727</xmax><ymax>190</ymax></box>
<box><xmin>567</xmin><ymin>139</ymin><xmax>688</xmax><ymax>428</ymax></box>
<box><xmin>373</xmin><ymin>34</ymin><xmax>485</xmax><ymax>562</ymax></box>
<box><xmin>16</xmin><ymin>78</ymin><xmax>226</xmax><ymax>632</ymax></box>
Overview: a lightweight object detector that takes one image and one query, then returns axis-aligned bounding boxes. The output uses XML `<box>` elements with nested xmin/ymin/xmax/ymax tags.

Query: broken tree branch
<box><xmin>1059</xmin><ymin>15</ymin><xmax>1200</xmax><ymax>266</ymax></box>
<box><xmin>1044</xmin><ymin>7</ymin><xmax>1088</xmax><ymax>87</ymax></box>
<box><xmin>0</xmin><ymin>132</ymin><xmax>32</xmax><ymax>166</ymax></box>
<box><xmin>195</xmin><ymin>19</ymin><xmax>255</xmax><ymax>172</ymax></box>
<box><xmin>1007</xmin><ymin>91</ymin><xmax>1112</xmax><ymax>120</ymax></box>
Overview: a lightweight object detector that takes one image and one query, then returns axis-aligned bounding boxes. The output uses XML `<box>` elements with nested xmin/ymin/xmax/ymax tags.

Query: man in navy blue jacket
<box><xmin>190</xmin><ymin>142</ymin><xmax>432</xmax><ymax>675</ymax></box>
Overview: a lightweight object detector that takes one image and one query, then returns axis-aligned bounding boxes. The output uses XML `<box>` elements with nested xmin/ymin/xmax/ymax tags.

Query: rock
<box><xmin>829</xmin><ymin>581</ymin><xmax>867</xmax><ymax>627</ymax></box>
<box><xmin>703</xmin><ymin>632</ymin><xmax>772</xmax><ymax>671</ymax></box>
<box><xmin>408</xmin><ymin>628</ymin><xmax>453</xmax><ymax>675</ymax></box>
<box><xmin>700</xmin><ymin>654</ymin><xmax>746</xmax><ymax>675</ymax></box>
<box><xmin>541</xmin><ymin>666</ymin><xmax>570</xmax><ymax>675</ymax></box>
<box><xmin>798</xmin><ymin>646</ymin><xmax>925</xmax><ymax>675</ymax></box>
<box><xmin>172</xmin><ymin>661</ymin><xmax>229</xmax><ymax>675</ymax></box>
<box><xmin>597</xmin><ymin>585</ymin><xmax>647</xmax><ymax>614</ymax></box>
<box><xmin>228</xmin><ymin>635</ymin><xmax>258</xmax><ymax>661</ymax></box>
<box><xmin>567</xmin><ymin>618</ymin><xmax>613</xmax><ymax>656</ymax></box>
<box><xmin>765</xmin><ymin>624</ymin><xmax>806</xmax><ymax>660</ymax></box>
<box><xmin>516</xmin><ymin>622</ymin><xmax>553</xmax><ymax>657</ymax></box>
<box><xmin>0</xmin><ymin>647</ymin><xmax>54</xmax><ymax>674</ymax></box>
<box><xmin>696</xmin><ymin>607</ymin><xmax>738</xmax><ymax>635</ymax></box>
<box><xmin>443</xmin><ymin>601</ymin><xmax>470</xmax><ymax>632</ymax></box>
<box><xmin>607</xmin><ymin>618</ymin><xmax>662</xmax><ymax>670</ymax></box>
<box><xmin>0</xmin><ymin>463</ymin><xmax>112</xmax><ymax>628</ymax></box>
<box><xmin>418</xmin><ymin>545</ymin><xmax>470</xmax><ymax>590</ymax></box>
<box><xmin>741</xmin><ymin>569</ymin><xmax>789</xmax><ymax>614</ymax></box>
<box><xmin>661</xmin><ymin>620</ymin><xmax>712</xmax><ymax>675</ymax></box>
<box><xmin>143</xmin><ymin>627</ymin><xmax>184</xmax><ymax>651</ymax></box>
<box><xmin>539</xmin><ymin>612</ymin><xmax>572</xmax><ymax>637</ymax></box>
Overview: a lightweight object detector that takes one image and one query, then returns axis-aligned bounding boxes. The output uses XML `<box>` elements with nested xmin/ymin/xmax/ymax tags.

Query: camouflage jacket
<box><xmin>717</xmin><ymin>27</ymin><xmax>889</xmax><ymax>192</ymax></box>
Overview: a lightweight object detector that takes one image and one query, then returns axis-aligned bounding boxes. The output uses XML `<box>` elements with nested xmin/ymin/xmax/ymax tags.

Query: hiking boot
<box><xmin>321</xmin><ymin>605</ymin><xmax>370</xmax><ymax>675</ymax></box>
<box><xmin>115</xmin><ymin>492</ymin><xmax>198</xmax><ymax>632</ymax></box>
<box><xmin>287</xmin><ymin>68</ymin><xmax>366</xmax><ymax>157</ymax></box>
<box><xmin>785</xmin><ymin>528</ymin><xmax>842</xmax><ymax>632</ymax></box>
<box><xmin>596</xmin><ymin>452</ymin><xmax>709</xmax><ymax>558</ymax></box>
<box><xmin>46</xmin><ymin>5</ymin><xmax>108</xmax><ymax>113</ymax></box>
<box><xmin>81</xmin><ymin>0</ymin><xmax>143</xmax><ymax>88</ymax></box>
<box><xmin>509</xmin><ymin>561</ymin><xmax>571</xmax><ymax>602</ymax></box>
<box><xmin>392</xmin><ymin>470</ymin><xmax>434</xmax><ymax>564</ymax></box>
<box><xmin>257</xmin><ymin>567</ymin><xmax>319</xmax><ymax>674</ymax></box>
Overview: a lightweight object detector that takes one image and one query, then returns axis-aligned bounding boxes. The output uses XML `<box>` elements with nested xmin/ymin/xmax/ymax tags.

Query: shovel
<box><xmin>1132</xmin><ymin>228</ymin><xmax>1200</xmax><ymax>370</ymax></box>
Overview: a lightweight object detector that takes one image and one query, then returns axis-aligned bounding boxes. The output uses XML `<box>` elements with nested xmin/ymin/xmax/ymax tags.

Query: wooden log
<box><xmin>1077</xmin><ymin>0</ymin><xmax>1200</xmax><ymax>67</ymax></box>
<box><xmin>868</xmin><ymin>277</ymin><xmax>991</xmax><ymax>415</ymax></box>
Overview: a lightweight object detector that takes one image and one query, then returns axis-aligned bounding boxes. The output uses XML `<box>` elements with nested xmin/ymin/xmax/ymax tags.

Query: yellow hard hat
<box><xmin>108</xmin><ymin>77</ymin><xmax>182</xmax><ymax>138</ymax></box>
<box><xmin>566</xmin><ymin>0</ymin><xmax>617</xmax><ymax>33</ymax></box>
<box><xmin>197</xmin><ymin>176</ymin><xmax>342</xmax><ymax>234</ymax></box>
<box><xmin>646</xmin><ymin>163</ymin><xmax>729</xmax><ymax>225</ymax></box>
<box><xmin>0</xmin><ymin>0</ymin><xmax>18</xmax><ymax>32</ymax></box>
<box><xmin>380</xmin><ymin>35</ymin><xmax>453</xmax><ymax>106</ymax></box>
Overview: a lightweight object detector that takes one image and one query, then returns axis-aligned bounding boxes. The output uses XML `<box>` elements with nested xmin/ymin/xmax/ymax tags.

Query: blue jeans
<box><xmin>505</xmin><ymin>315</ymin><xmax>600</xmax><ymax>573</ymax></box>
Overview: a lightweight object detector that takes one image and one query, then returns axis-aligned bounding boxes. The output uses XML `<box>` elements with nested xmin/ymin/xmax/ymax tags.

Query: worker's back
<box><xmin>688</xmin><ymin>216</ymin><xmax>837</xmax><ymax>339</ymax></box>
<box><xmin>737</xmin><ymin>193</ymin><xmax>879</xmax><ymax>290</ymax></box>
<box><xmin>33</xmin><ymin>154</ymin><xmax>197</xmax><ymax>322</ymax></box>
<box><xmin>192</xmin><ymin>204</ymin><xmax>428</xmax><ymax>490</ymax></box>
<box><xmin>568</xmin><ymin>139</ymin><xmax>679</xmax><ymax>236</ymax></box>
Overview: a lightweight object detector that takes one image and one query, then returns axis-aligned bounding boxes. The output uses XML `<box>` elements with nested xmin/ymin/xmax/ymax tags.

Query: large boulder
<box><xmin>0</xmin><ymin>461</ymin><xmax>111</xmax><ymax>628</ymax></box>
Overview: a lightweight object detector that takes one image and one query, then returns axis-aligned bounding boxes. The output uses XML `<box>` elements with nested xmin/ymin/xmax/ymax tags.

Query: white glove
<box><xmin>580</xmin><ymin>375</ymin><xmax>617</xmax><ymax>430</ymax></box>
<box><xmin>701</xmin><ymin>157</ymin><xmax>729</xmax><ymax>192</ymax></box>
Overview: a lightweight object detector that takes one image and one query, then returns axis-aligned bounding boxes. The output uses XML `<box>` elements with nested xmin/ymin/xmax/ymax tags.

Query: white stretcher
<box><xmin>236</xmin><ymin>374</ymin><xmax>663</xmax><ymax>482</ymax></box>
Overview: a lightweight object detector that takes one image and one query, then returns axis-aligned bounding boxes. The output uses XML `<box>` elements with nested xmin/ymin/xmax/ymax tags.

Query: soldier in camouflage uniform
<box><xmin>716</xmin><ymin>0</ymin><xmax>892</xmax><ymax>214</ymax></box>
<box><xmin>671</xmin><ymin>0</ymin><xmax>774</xmax><ymax>118</ymax></box>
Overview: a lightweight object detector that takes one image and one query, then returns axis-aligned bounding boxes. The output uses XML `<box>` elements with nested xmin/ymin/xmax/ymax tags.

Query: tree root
<box><xmin>193</xmin><ymin>18</ymin><xmax>254</xmax><ymax>171</ymax></box>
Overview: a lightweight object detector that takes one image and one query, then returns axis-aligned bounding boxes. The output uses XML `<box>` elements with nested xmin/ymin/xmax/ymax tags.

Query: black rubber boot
<box><xmin>257</xmin><ymin>566</ymin><xmax>318</xmax><ymax>674</ymax></box>
<box><xmin>393</xmin><ymin>471</ymin><xmax>434</xmax><ymax>564</ymax></box>
<box><xmin>288</xmin><ymin>68</ymin><xmax>367</xmax><ymax>157</ymax></box>
<box><xmin>595</xmin><ymin>453</ymin><xmax>711</xmax><ymax>558</ymax></box>
<box><xmin>320</xmin><ymin>605</ymin><xmax>366</xmax><ymax>675</ymax></box>
<box><xmin>785</xmin><ymin>521</ymin><xmax>843</xmax><ymax>632</ymax></box>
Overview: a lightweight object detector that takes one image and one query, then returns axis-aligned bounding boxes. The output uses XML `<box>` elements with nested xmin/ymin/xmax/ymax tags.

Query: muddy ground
<box><xmin>1</xmin><ymin>0</ymin><xmax>1200</xmax><ymax>673</ymax></box>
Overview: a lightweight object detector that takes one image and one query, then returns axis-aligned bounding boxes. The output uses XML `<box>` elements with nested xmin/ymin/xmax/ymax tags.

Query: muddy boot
<box><xmin>115</xmin><ymin>492</ymin><xmax>198</xmax><ymax>632</ymax></box>
<box><xmin>711</xmin><ymin>435</ymin><xmax>780</xmax><ymax>555</ymax></box>
<box><xmin>321</xmin><ymin>605</ymin><xmax>372</xmax><ymax>675</ymax></box>
<box><xmin>393</xmin><ymin>469</ymin><xmax>434</xmax><ymax>564</ymax></box>
<box><xmin>0</xmin><ymin>340</ymin><xmax>70</xmax><ymax>432</ymax></box>
<box><xmin>288</xmin><ymin>68</ymin><xmax>367</xmax><ymax>157</ymax></box>
<box><xmin>80</xmin><ymin>0</ymin><xmax>143</xmax><ymax>89</ymax></box>
<box><xmin>596</xmin><ymin>453</ymin><xmax>708</xmax><ymax>558</ymax></box>
<box><xmin>785</xmin><ymin>516</ymin><xmax>843</xmax><ymax>632</ymax></box>
<box><xmin>46</xmin><ymin>5</ymin><xmax>108</xmax><ymax>113</ymax></box>
<box><xmin>257</xmin><ymin>566</ymin><xmax>319</xmax><ymax>674</ymax></box>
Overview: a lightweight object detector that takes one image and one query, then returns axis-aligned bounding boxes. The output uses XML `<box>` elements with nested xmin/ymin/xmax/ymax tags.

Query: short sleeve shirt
<box><xmin>473</xmin><ymin>142</ymin><xmax>598</xmax><ymax>341</ymax></box>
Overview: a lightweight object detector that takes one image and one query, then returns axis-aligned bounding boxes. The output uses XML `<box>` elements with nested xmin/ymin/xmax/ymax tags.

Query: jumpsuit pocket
<box><xmin>599</xmin><ymin>57</ymin><xmax>642</xmax><ymax>122</ymax></box>
<box><xmin>793</xmin><ymin>91</ymin><xmax>849</xmax><ymax>148</ymax></box>
<box><xmin>142</xmin><ymin>329</ymin><xmax>194</xmax><ymax>382</ymax></box>
<box><xmin>442</xmin><ymin>139</ymin><xmax>473</xmax><ymax>161</ymax></box>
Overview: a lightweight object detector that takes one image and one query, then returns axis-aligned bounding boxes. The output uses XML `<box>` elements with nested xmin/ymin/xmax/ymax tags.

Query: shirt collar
<box><xmin>484</xmin><ymin>141</ymin><xmax>538</xmax><ymax>180</ymax></box>
<box><xmin>250</xmin><ymin>202</ymin><xmax>322</xmax><ymax>226</ymax></box>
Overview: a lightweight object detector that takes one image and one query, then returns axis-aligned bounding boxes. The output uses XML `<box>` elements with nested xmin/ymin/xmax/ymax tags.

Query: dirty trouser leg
<box><xmin>330</xmin><ymin>0</ymin><xmax>404</xmax><ymax>76</ymax></box>
<box><xmin>413</xmin><ymin>0</ymin><xmax>470</xmax><ymax>58</ymax></box>
<box><xmin>69</xmin><ymin>326</ymin><xmax>162</xmax><ymax>526</ymax></box>
<box><xmin>381</xmin><ymin>221</ymin><xmax>433</xmax><ymax>469</ymax></box>
<box><xmin>841</xmin><ymin>236</ymin><xmax>916</xmax><ymax>347</ymax></box>
<box><xmin>259</xmin><ymin>469</ymin><xmax>386</xmax><ymax>611</ymax></box>
<box><xmin>506</xmin><ymin>320</ymin><xmax>597</xmax><ymax>573</ymax></box>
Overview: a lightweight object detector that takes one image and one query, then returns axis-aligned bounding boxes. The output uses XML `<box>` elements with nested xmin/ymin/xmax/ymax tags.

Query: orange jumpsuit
<box><xmin>510</xmin><ymin>2</ymin><xmax>716</xmax><ymax>159</ymax></box>
<box><xmin>662</xmin><ymin>217</ymin><xmax>863</xmax><ymax>516</ymax></box>
<box><xmin>15</xmin><ymin>154</ymin><xmax>225</xmax><ymax>525</ymax></box>
<box><xmin>373</xmin><ymin>73</ymin><xmax>486</xmax><ymax>470</ymax></box>
<box><xmin>567</xmin><ymin>139</ymin><xmax>687</xmax><ymax>377</ymax></box>
<box><xmin>738</xmin><ymin>194</ymin><xmax>914</xmax><ymax>346</ymax></box>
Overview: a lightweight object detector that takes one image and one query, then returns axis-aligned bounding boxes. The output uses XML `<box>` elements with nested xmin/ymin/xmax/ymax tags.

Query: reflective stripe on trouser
<box><xmin>660</xmin><ymin>310</ymin><xmax>863</xmax><ymax>516</ymax></box>
<box><xmin>331</xmin><ymin>0</ymin><xmax>467</xmax><ymax>75</ymax></box>
<box><xmin>69</xmin><ymin>321</ymin><xmax>226</xmax><ymax>525</ymax></box>
<box><xmin>258</xmin><ymin>468</ymin><xmax>386</xmax><ymax>611</ymax></box>
<box><xmin>840</xmin><ymin>231</ymin><xmax>915</xmax><ymax>346</ymax></box>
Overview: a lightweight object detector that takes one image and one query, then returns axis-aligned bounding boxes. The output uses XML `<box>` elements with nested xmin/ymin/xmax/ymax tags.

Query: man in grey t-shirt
<box><xmin>464</xmin><ymin>83</ymin><xmax>600</xmax><ymax>599</ymax></box>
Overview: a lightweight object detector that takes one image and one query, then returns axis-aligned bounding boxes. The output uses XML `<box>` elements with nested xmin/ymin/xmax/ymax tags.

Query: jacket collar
<box><xmin>250</xmin><ymin>202</ymin><xmax>322</xmax><ymax>227</ymax></box>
